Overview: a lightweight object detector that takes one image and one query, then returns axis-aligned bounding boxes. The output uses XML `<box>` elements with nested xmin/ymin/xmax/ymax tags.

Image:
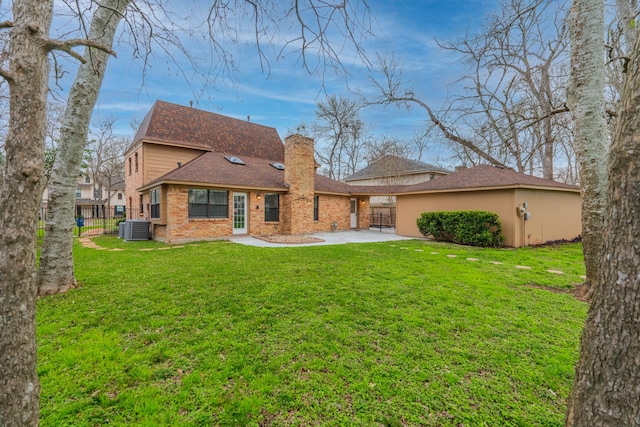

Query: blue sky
<box><xmin>55</xmin><ymin>0</ymin><xmax>497</xmax><ymax>163</ymax></box>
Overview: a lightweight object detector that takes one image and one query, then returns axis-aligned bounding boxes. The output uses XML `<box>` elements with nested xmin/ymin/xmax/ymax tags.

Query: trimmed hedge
<box><xmin>416</xmin><ymin>210</ymin><xmax>505</xmax><ymax>247</ymax></box>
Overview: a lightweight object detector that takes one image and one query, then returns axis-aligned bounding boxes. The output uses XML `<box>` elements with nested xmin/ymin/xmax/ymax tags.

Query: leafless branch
<box><xmin>45</xmin><ymin>38</ymin><xmax>116</xmax><ymax>63</ymax></box>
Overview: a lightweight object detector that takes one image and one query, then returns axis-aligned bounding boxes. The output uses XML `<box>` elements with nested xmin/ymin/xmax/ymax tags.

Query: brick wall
<box><xmin>163</xmin><ymin>185</ymin><xmax>232</xmax><ymax>243</ymax></box>
<box><xmin>312</xmin><ymin>194</ymin><xmax>351</xmax><ymax>232</ymax></box>
<box><xmin>311</xmin><ymin>194</ymin><xmax>370</xmax><ymax>231</ymax></box>
<box><xmin>248</xmin><ymin>192</ymin><xmax>284</xmax><ymax>236</ymax></box>
<box><xmin>282</xmin><ymin>134</ymin><xmax>315</xmax><ymax>235</ymax></box>
<box><xmin>358</xmin><ymin>197</ymin><xmax>371</xmax><ymax>229</ymax></box>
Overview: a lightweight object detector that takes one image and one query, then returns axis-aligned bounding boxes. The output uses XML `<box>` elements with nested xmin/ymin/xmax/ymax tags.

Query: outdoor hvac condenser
<box><xmin>124</xmin><ymin>220</ymin><xmax>150</xmax><ymax>241</ymax></box>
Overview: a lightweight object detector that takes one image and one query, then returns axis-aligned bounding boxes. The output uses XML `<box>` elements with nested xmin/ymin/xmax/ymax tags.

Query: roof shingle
<box><xmin>132</xmin><ymin>100</ymin><xmax>284</xmax><ymax>162</ymax></box>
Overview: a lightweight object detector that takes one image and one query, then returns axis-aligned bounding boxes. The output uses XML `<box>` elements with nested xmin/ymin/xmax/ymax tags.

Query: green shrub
<box><xmin>416</xmin><ymin>210</ymin><xmax>504</xmax><ymax>247</ymax></box>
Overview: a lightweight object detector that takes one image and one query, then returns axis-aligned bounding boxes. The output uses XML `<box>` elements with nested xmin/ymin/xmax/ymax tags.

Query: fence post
<box><xmin>102</xmin><ymin>205</ymin><xmax>107</xmax><ymax>235</ymax></box>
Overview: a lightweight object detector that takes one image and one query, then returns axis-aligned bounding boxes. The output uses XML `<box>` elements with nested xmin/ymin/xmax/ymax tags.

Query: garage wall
<box><xmin>396</xmin><ymin>189</ymin><xmax>517</xmax><ymax>246</ymax></box>
<box><xmin>396</xmin><ymin>188</ymin><xmax>581</xmax><ymax>247</ymax></box>
<box><xmin>513</xmin><ymin>189</ymin><xmax>582</xmax><ymax>246</ymax></box>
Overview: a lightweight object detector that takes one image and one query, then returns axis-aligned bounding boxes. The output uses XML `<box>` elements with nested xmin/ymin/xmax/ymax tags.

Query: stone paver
<box><xmin>515</xmin><ymin>265</ymin><xmax>532</xmax><ymax>270</ymax></box>
<box><xmin>447</xmin><ymin>254</ymin><xmax>458</xmax><ymax>258</ymax></box>
<box><xmin>466</xmin><ymin>258</ymin><xmax>479</xmax><ymax>261</ymax></box>
<box><xmin>490</xmin><ymin>261</ymin><xmax>503</xmax><ymax>265</ymax></box>
<box><xmin>546</xmin><ymin>269</ymin><xmax>564</xmax><ymax>275</ymax></box>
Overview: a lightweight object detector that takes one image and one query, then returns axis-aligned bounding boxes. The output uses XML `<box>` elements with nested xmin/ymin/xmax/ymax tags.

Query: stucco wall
<box><xmin>396</xmin><ymin>188</ymin><xmax>581</xmax><ymax>247</ymax></box>
<box><xmin>513</xmin><ymin>189</ymin><xmax>582</xmax><ymax>246</ymax></box>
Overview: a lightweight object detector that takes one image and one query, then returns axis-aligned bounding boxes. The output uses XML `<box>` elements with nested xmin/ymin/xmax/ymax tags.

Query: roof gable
<box><xmin>344</xmin><ymin>155</ymin><xmax>451</xmax><ymax>181</ymax></box>
<box><xmin>132</xmin><ymin>100</ymin><xmax>284</xmax><ymax>162</ymax></box>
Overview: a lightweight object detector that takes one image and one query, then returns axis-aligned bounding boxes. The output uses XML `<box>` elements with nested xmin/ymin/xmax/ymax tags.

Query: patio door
<box><xmin>350</xmin><ymin>198</ymin><xmax>358</xmax><ymax>228</ymax></box>
<box><xmin>233</xmin><ymin>192</ymin><xmax>248</xmax><ymax>234</ymax></box>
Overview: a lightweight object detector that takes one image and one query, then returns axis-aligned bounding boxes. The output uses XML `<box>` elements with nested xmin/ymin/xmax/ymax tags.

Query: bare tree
<box><xmin>566</xmin><ymin>8</ymin><xmax>640</xmax><ymax>422</ymax></box>
<box><xmin>371</xmin><ymin>0</ymin><xmax>572</xmax><ymax>180</ymax></box>
<box><xmin>370</xmin><ymin>54</ymin><xmax>510</xmax><ymax>169</ymax></box>
<box><xmin>86</xmin><ymin>120</ymin><xmax>128</xmax><ymax>217</ymax></box>
<box><xmin>314</xmin><ymin>94</ymin><xmax>366</xmax><ymax>180</ymax></box>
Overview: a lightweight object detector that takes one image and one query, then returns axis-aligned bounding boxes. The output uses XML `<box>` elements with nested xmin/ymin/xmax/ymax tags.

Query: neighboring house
<box><xmin>124</xmin><ymin>100</ymin><xmax>371</xmax><ymax>243</ymax></box>
<box><xmin>41</xmin><ymin>174</ymin><xmax>126</xmax><ymax>218</ymax></box>
<box><xmin>391</xmin><ymin>165</ymin><xmax>582</xmax><ymax>247</ymax></box>
<box><xmin>344</xmin><ymin>155</ymin><xmax>451</xmax><ymax>206</ymax></box>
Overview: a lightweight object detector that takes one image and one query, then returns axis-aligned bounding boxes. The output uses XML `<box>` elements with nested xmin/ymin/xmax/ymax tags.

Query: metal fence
<box><xmin>37</xmin><ymin>205</ymin><xmax>139</xmax><ymax>238</ymax></box>
<box><xmin>369</xmin><ymin>206</ymin><xmax>396</xmax><ymax>230</ymax></box>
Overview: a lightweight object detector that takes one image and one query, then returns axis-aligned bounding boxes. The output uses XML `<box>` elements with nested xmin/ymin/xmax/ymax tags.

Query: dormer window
<box><xmin>270</xmin><ymin>162</ymin><xmax>285</xmax><ymax>170</ymax></box>
<box><xmin>224</xmin><ymin>155</ymin><xmax>245</xmax><ymax>165</ymax></box>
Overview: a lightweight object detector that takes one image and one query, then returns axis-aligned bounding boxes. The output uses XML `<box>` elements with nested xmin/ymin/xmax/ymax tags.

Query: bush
<box><xmin>416</xmin><ymin>211</ymin><xmax>504</xmax><ymax>247</ymax></box>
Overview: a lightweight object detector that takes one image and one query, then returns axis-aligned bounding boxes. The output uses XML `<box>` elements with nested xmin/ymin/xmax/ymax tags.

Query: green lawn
<box><xmin>37</xmin><ymin>237</ymin><xmax>587</xmax><ymax>426</ymax></box>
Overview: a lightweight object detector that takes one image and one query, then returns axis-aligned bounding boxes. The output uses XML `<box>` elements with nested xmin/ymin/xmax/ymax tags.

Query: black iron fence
<box><xmin>37</xmin><ymin>205</ymin><xmax>140</xmax><ymax>238</ymax></box>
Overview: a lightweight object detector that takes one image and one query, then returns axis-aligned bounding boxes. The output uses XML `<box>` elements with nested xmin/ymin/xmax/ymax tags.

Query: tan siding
<box><xmin>347</xmin><ymin>171</ymin><xmax>445</xmax><ymax>186</ymax></box>
<box><xmin>144</xmin><ymin>144</ymin><xmax>205</xmax><ymax>183</ymax></box>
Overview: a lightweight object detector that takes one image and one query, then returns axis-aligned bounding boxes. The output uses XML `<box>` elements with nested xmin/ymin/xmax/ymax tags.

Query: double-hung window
<box><xmin>150</xmin><ymin>188</ymin><xmax>160</xmax><ymax>219</ymax></box>
<box><xmin>188</xmin><ymin>189</ymin><xmax>228</xmax><ymax>218</ymax></box>
<box><xmin>264</xmin><ymin>193</ymin><xmax>279</xmax><ymax>222</ymax></box>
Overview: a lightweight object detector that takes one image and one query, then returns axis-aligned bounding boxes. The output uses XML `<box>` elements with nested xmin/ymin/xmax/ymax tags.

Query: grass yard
<box><xmin>37</xmin><ymin>237</ymin><xmax>587</xmax><ymax>426</ymax></box>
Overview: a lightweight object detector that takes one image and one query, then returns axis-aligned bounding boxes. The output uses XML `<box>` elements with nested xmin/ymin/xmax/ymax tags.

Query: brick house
<box><xmin>124</xmin><ymin>100</ymin><xmax>371</xmax><ymax>243</ymax></box>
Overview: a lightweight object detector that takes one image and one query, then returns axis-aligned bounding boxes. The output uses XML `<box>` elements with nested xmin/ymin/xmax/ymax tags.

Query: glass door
<box><xmin>233</xmin><ymin>192</ymin><xmax>247</xmax><ymax>234</ymax></box>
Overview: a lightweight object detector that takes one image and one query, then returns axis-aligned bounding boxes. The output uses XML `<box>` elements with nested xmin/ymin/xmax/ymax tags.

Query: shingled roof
<box><xmin>139</xmin><ymin>151</ymin><xmax>354</xmax><ymax>195</ymax></box>
<box><xmin>394</xmin><ymin>165</ymin><xmax>580</xmax><ymax>194</ymax></box>
<box><xmin>344</xmin><ymin>155</ymin><xmax>451</xmax><ymax>182</ymax></box>
<box><xmin>130</xmin><ymin>100</ymin><xmax>284</xmax><ymax>162</ymax></box>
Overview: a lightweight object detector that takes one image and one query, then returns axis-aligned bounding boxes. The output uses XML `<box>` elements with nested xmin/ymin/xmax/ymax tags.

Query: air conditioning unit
<box><xmin>124</xmin><ymin>220</ymin><xmax>150</xmax><ymax>241</ymax></box>
<box><xmin>118</xmin><ymin>222</ymin><xmax>125</xmax><ymax>238</ymax></box>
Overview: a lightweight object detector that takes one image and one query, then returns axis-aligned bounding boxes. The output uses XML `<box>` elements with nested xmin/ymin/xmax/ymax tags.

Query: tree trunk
<box><xmin>0</xmin><ymin>1</ymin><xmax>53</xmax><ymax>424</ymax></box>
<box><xmin>616</xmin><ymin>0</ymin><xmax>638</xmax><ymax>55</ymax></box>
<box><xmin>38</xmin><ymin>0</ymin><xmax>129</xmax><ymax>296</ymax></box>
<box><xmin>565</xmin><ymin>8</ymin><xmax>640</xmax><ymax>426</ymax></box>
<box><xmin>566</xmin><ymin>0</ymin><xmax>608</xmax><ymax>302</ymax></box>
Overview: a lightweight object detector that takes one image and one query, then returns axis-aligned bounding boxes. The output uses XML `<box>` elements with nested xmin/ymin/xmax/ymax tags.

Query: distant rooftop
<box><xmin>344</xmin><ymin>155</ymin><xmax>451</xmax><ymax>182</ymax></box>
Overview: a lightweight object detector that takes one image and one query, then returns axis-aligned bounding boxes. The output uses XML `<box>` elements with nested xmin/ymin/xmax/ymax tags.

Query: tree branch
<box><xmin>0</xmin><ymin>67</ymin><xmax>14</xmax><ymax>84</ymax></box>
<box><xmin>45</xmin><ymin>38</ymin><xmax>116</xmax><ymax>63</ymax></box>
<box><xmin>0</xmin><ymin>20</ymin><xmax>13</xmax><ymax>29</ymax></box>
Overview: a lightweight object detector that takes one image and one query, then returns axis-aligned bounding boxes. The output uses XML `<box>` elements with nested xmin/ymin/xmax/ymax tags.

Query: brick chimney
<box><xmin>282</xmin><ymin>134</ymin><xmax>315</xmax><ymax>235</ymax></box>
